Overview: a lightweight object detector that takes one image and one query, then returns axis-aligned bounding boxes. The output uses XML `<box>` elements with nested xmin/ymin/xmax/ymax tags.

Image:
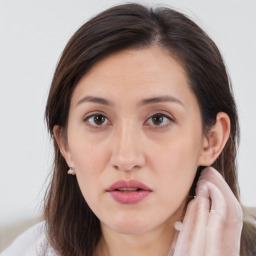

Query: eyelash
<box><xmin>83</xmin><ymin>112</ymin><xmax>174</xmax><ymax>130</ymax></box>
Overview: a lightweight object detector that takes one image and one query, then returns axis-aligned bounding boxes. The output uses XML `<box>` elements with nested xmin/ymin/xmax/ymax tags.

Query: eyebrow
<box><xmin>138</xmin><ymin>96</ymin><xmax>184</xmax><ymax>107</ymax></box>
<box><xmin>76</xmin><ymin>96</ymin><xmax>114</xmax><ymax>106</ymax></box>
<box><xmin>76</xmin><ymin>95</ymin><xmax>184</xmax><ymax>107</ymax></box>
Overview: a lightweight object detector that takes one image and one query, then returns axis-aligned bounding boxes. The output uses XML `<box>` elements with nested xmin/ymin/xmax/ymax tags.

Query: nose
<box><xmin>110</xmin><ymin>121</ymin><xmax>146</xmax><ymax>172</ymax></box>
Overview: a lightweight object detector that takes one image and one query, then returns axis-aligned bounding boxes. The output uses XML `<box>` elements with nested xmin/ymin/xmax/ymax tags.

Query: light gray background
<box><xmin>0</xmin><ymin>0</ymin><xmax>255</xmax><ymax>227</ymax></box>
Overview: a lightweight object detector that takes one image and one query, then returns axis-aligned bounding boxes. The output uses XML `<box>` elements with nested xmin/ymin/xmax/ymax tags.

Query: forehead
<box><xmin>71</xmin><ymin>46</ymin><xmax>196</xmax><ymax>108</ymax></box>
<box><xmin>83</xmin><ymin>46</ymin><xmax>187</xmax><ymax>82</ymax></box>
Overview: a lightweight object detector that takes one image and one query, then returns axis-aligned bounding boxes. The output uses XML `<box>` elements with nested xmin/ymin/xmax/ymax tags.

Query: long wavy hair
<box><xmin>44</xmin><ymin>3</ymin><xmax>256</xmax><ymax>256</ymax></box>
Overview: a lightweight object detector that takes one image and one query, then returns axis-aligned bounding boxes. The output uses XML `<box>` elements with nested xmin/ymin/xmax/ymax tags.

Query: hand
<box><xmin>173</xmin><ymin>167</ymin><xmax>243</xmax><ymax>256</ymax></box>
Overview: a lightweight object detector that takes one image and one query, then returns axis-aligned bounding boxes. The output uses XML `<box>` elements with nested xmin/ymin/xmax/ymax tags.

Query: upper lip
<box><xmin>107</xmin><ymin>179</ymin><xmax>153</xmax><ymax>192</ymax></box>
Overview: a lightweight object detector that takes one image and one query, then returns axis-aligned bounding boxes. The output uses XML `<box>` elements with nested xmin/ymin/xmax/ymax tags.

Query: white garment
<box><xmin>0</xmin><ymin>221</ymin><xmax>57</xmax><ymax>256</ymax></box>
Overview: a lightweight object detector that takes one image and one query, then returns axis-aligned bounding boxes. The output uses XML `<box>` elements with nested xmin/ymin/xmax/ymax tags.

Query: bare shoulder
<box><xmin>0</xmin><ymin>221</ymin><xmax>57</xmax><ymax>256</ymax></box>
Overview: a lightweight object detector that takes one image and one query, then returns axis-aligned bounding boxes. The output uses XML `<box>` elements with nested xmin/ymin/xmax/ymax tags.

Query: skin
<box><xmin>54</xmin><ymin>46</ymin><xmax>242</xmax><ymax>256</ymax></box>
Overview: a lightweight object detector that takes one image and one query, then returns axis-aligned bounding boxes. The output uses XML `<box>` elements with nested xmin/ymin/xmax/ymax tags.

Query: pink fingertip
<box><xmin>195</xmin><ymin>183</ymin><xmax>209</xmax><ymax>198</ymax></box>
<box><xmin>200</xmin><ymin>166</ymin><xmax>215</xmax><ymax>178</ymax></box>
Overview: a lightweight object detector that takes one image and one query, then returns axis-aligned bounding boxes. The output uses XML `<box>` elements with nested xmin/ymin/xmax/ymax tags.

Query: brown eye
<box><xmin>94</xmin><ymin>115</ymin><xmax>106</xmax><ymax>125</ymax></box>
<box><xmin>152</xmin><ymin>114</ymin><xmax>164</xmax><ymax>125</ymax></box>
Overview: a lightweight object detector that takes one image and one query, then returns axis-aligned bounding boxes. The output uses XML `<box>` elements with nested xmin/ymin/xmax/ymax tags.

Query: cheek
<box><xmin>71</xmin><ymin>145</ymin><xmax>108</xmax><ymax>188</ymax></box>
<box><xmin>68</xmin><ymin>127</ymin><xmax>109</xmax><ymax>170</ymax></box>
<box><xmin>69</xmin><ymin>140</ymin><xmax>112</xmax><ymax>205</ymax></box>
<box><xmin>71</xmin><ymin>147</ymin><xmax>106</xmax><ymax>213</ymax></box>
<box><xmin>152</xmin><ymin>134</ymin><xmax>202</xmax><ymax>199</ymax></box>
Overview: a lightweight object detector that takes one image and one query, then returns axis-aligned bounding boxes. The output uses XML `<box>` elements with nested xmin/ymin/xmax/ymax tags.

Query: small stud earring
<box><xmin>67</xmin><ymin>167</ymin><xmax>76</xmax><ymax>175</ymax></box>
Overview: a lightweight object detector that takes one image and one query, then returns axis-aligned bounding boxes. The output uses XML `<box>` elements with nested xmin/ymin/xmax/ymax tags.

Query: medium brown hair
<box><xmin>44</xmin><ymin>3</ymin><xmax>256</xmax><ymax>255</ymax></box>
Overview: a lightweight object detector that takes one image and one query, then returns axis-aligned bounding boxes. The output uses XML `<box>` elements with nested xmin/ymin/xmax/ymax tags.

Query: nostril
<box><xmin>113</xmin><ymin>165</ymin><xmax>120</xmax><ymax>170</ymax></box>
<box><xmin>112</xmin><ymin>163</ymin><xmax>141</xmax><ymax>172</ymax></box>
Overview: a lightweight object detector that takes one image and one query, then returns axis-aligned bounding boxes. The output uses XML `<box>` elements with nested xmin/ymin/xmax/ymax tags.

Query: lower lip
<box><xmin>109</xmin><ymin>190</ymin><xmax>151</xmax><ymax>204</ymax></box>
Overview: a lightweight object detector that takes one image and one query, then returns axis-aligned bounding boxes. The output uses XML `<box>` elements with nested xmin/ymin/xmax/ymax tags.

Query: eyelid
<box><xmin>83</xmin><ymin>110</ymin><xmax>105</xmax><ymax>120</ymax></box>
<box><xmin>146</xmin><ymin>110</ymin><xmax>175</xmax><ymax>121</ymax></box>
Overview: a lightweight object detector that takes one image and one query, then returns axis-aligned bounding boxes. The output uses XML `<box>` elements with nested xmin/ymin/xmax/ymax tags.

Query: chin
<box><xmin>111</xmin><ymin>222</ymin><xmax>152</xmax><ymax>235</ymax></box>
<box><xmin>104</xmin><ymin>213</ymin><xmax>166</xmax><ymax>235</ymax></box>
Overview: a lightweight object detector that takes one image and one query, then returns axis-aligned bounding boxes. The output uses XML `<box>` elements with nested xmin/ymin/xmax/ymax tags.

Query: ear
<box><xmin>198</xmin><ymin>112</ymin><xmax>230</xmax><ymax>166</ymax></box>
<box><xmin>53</xmin><ymin>125</ymin><xmax>74</xmax><ymax>168</ymax></box>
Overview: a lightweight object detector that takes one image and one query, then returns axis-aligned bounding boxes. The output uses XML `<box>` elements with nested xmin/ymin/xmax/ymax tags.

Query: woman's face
<box><xmin>61</xmin><ymin>46</ymin><xmax>207</xmax><ymax>234</ymax></box>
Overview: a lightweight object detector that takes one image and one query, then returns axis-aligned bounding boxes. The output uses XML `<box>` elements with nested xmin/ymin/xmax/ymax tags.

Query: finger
<box><xmin>222</xmin><ymin>219</ymin><xmax>243</xmax><ymax>255</ymax></box>
<box><xmin>200</xmin><ymin>167</ymin><xmax>243</xmax><ymax>255</ymax></box>
<box><xmin>174</xmin><ymin>183</ymin><xmax>210</xmax><ymax>256</ymax></box>
<box><xmin>202</xmin><ymin>181</ymin><xmax>226</xmax><ymax>255</ymax></box>
<box><xmin>199</xmin><ymin>167</ymin><xmax>243</xmax><ymax>222</ymax></box>
<box><xmin>169</xmin><ymin>229</ymin><xmax>180</xmax><ymax>256</ymax></box>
